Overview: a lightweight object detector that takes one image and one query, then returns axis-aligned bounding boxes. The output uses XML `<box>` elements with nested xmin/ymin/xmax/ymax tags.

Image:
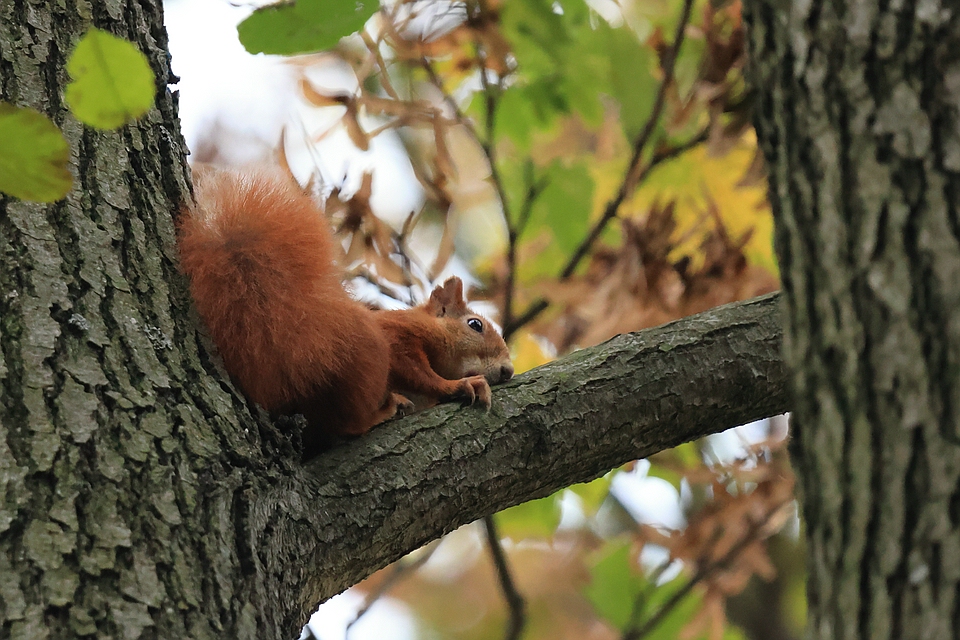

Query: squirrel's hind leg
<box><xmin>371</xmin><ymin>392</ymin><xmax>415</xmax><ymax>424</ymax></box>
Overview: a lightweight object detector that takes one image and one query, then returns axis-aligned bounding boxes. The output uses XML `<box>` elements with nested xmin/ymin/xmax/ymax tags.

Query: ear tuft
<box><xmin>426</xmin><ymin>277</ymin><xmax>467</xmax><ymax>317</ymax></box>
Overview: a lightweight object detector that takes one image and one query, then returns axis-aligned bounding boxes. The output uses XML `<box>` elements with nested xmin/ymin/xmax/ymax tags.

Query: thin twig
<box><xmin>476</xmin><ymin>52</ymin><xmax>510</xmax><ymax>233</ymax></box>
<box><xmin>621</xmin><ymin>498</ymin><xmax>791</xmax><ymax>640</ymax></box>
<box><xmin>503</xmin><ymin>164</ymin><xmax>549</xmax><ymax>334</ymax></box>
<box><xmin>443</xmin><ymin>2</ymin><xmax>512</xmax><ymax>266</ymax></box>
<box><xmin>416</xmin><ymin>6</ymin><xmax>527</xmax><ymax>338</ymax></box>
<box><xmin>483</xmin><ymin>516</ymin><xmax>527</xmax><ymax>640</ymax></box>
<box><xmin>345</xmin><ymin>542</ymin><xmax>440</xmax><ymax>637</ymax></box>
<box><xmin>360</xmin><ymin>30</ymin><xmax>401</xmax><ymax>101</ymax></box>
<box><xmin>515</xmin><ymin>162</ymin><xmax>547</xmax><ymax>237</ymax></box>
<box><xmin>419</xmin><ymin>58</ymin><xmax>477</xmax><ymax>135</ymax></box>
<box><xmin>503</xmin><ymin>297</ymin><xmax>549</xmax><ymax>342</ymax></box>
<box><xmin>465</xmin><ymin>6</ymin><xmax>544</xmax><ymax>342</ymax></box>
<box><xmin>622</xmin><ymin>541</ymin><xmax>697</xmax><ymax>635</ymax></box>
<box><xmin>562</xmin><ymin>0</ymin><xmax>697</xmax><ymax>279</ymax></box>
<box><xmin>348</xmin><ymin>267</ymin><xmax>401</xmax><ymax>298</ymax></box>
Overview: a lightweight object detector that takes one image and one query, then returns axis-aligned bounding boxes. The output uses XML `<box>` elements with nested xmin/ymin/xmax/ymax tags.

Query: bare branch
<box><xmin>502</xmin><ymin>167</ymin><xmax>549</xmax><ymax>335</ymax></box>
<box><xmin>561</xmin><ymin>126</ymin><xmax>708</xmax><ymax>282</ymax></box>
<box><xmin>592</xmin><ymin>0</ymin><xmax>698</xmax><ymax>269</ymax></box>
<box><xmin>419</xmin><ymin>57</ymin><xmax>475</xmax><ymax>134</ymax></box>
<box><xmin>361</xmin><ymin>30</ymin><xmax>401</xmax><ymax>101</ymax></box>
<box><xmin>503</xmin><ymin>0</ymin><xmax>700</xmax><ymax>338</ymax></box>
<box><xmin>560</xmin><ymin>0</ymin><xmax>706</xmax><ymax>280</ymax></box>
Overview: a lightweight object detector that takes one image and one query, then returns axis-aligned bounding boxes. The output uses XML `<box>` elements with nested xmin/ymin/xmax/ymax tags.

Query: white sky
<box><xmin>164</xmin><ymin>0</ymin><xmax>425</xmax><ymax>225</ymax></box>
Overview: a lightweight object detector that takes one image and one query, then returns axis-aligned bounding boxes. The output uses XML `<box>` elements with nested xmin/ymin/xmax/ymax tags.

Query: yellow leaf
<box><xmin>597</xmin><ymin>132</ymin><xmax>776</xmax><ymax>275</ymax></box>
<box><xmin>647</xmin><ymin>134</ymin><xmax>773</xmax><ymax>273</ymax></box>
<box><xmin>511</xmin><ymin>329</ymin><xmax>553</xmax><ymax>374</ymax></box>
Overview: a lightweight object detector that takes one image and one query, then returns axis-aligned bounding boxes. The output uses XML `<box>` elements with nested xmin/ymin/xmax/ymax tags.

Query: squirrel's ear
<box><xmin>426</xmin><ymin>277</ymin><xmax>467</xmax><ymax>316</ymax></box>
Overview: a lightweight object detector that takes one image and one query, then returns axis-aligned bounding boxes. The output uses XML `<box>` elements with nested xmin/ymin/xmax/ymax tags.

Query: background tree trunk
<box><xmin>745</xmin><ymin>1</ymin><xmax>960</xmax><ymax>638</ymax></box>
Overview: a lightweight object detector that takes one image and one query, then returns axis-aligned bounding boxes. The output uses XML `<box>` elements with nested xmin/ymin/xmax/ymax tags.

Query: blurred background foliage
<box><xmin>235</xmin><ymin>1</ymin><xmax>800</xmax><ymax>638</ymax></box>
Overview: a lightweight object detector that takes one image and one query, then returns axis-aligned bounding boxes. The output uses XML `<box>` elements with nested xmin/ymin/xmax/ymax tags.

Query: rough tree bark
<box><xmin>0</xmin><ymin>2</ymin><xmax>270</xmax><ymax>639</ymax></box>
<box><xmin>745</xmin><ymin>1</ymin><xmax>960</xmax><ymax>639</ymax></box>
<box><xmin>0</xmin><ymin>2</ymin><xmax>788</xmax><ymax>639</ymax></box>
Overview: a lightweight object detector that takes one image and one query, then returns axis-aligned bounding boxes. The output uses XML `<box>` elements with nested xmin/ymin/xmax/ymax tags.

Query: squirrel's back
<box><xmin>178</xmin><ymin>167</ymin><xmax>390</xmax><ymax>425</ymax></box>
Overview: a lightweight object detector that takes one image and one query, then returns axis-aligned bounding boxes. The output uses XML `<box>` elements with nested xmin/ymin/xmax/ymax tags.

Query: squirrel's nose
<box><xmin>500</xmin><ymin>363</ymin><xmax>514</xmax><ymax>382</ymax></box>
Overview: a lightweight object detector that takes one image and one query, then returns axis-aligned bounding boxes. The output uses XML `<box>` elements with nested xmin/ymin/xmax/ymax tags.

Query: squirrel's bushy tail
<box><xmin>178</xmin><ymin>167</ymin><xmax>391</xmax><ymax>442</ymax></box>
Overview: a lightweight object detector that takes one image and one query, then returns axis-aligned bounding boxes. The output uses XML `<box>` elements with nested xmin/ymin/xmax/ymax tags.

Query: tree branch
<box><xmin>252</xmin><ymin>292</ymin><xmax>787</xmax><ymax>632</ymax></box>
<box><xmin>483</xmin><ymin>515</ymin><xmax>527</xmax><ymax>640</ymax></box>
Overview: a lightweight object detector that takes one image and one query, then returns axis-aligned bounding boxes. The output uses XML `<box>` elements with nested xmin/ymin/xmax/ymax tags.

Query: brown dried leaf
<box><xmin>299</xmin><ymin>78</ymin><xmax>351</xmax><ymax>108</ymax></box>
<box><xmin>701</xmin><ymin>2</ymin><xmax>745</xmax><ymax>85</ymax></box>
<box><xmin>428</xmin><ymin>218</ymin><xmax>457</xmax><ymax>280</ymax></box>
<box><xmin>530</xmin><ymin>195</ymin><xmax>774</xmax><ymax>353</ymax></box>
<box><xmin>343</xmin><ymin>101</ymin><xmax>371</xmax><ymax>151</ymax></box>
<box><xmin>736</xmin><ymin>145</ymin><xmax>767</xmax><ymax>188</ymax></box>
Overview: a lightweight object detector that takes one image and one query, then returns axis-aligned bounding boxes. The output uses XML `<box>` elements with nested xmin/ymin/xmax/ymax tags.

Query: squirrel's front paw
<box><xmin>456</xmin><ymin>375</ymin><xmax>492</xmax><ymax>409</ymax></box>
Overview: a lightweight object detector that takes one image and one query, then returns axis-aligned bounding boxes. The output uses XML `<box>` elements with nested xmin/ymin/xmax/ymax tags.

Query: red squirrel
<box><xmin>177</xmin><ymin>166</ymin><xmax>514</xmax><ymax>454</ymax></box>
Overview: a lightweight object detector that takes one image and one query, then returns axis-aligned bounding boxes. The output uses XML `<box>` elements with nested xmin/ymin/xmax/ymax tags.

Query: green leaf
<box><xmin>501</xmin><ymin>0</ymin><xmax>605</xmax><ymax>126</ymax></box>
<box><xmin>496</xmin><ymin>494</ymin><xmax>561</xmax><ymax>540</ymax></box>
<box><xmin>585</xmin><ymin>539</ymin><xmax>642</xmax><ymax>628</ymax></box>
<box><xmin>504</xmin><ymin>160</ymin><xmax>593</xmax><ymax>283</ymax></box>
<box><xmin>527</xmin><ymin>161</ymin><xmax>593</xmax><ymax>254</ymax></box>
<box><xmin>65</xmin><ymin>29</ymin><xmax>155</xmax><ymax>129</ymax></box>
<box><xmin>568</xmin><ymin>473</ymin><xmax>614</xmax><ymax>515</ymax></box>
<box><xmin>586</xmin><ymin>546</ymin><xmax>744</xmax><ymax>640</ymax></box>
<box><xmin>500</xmin><ymin>0</ymin><xmax>570</xmax><ymax>79</ymax></box>
<box><xmin>0</xmin><ymin>104</ymin><xmax>72</xmax><ymax>202</ymax></box>
<box><xmin>602</xmin><ymin>26</ymin><xmax>657</xmax><ymax>139</ymax></box>
<box><xmin>492</xmin><ymin>82</ymin><xmax>565</xmax><ymax>150</ymax></box>
<box><xmin>519</xmin><ymin>240</ymin><xmax>568</xmax><ymax>282</ymax></box>
<box><xmin>673</xmin><ymin>441</ymin><xmax>702</xmax><ymax>467</ymax></box>
<box><xmin>238</xmin><ymin>0</ymin><xmax>377</xmax><ymax>55</ymax></box>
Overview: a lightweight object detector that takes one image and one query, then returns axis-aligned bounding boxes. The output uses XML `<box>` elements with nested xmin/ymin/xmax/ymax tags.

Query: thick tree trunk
<box><xmin>745</xmin><ymin>2</ymin><xmax>960</xmax><ymax>638</ymax></box>
<box><xmin>0</xmin><ymin>2</ymin><xmax>280</xmax><ymax>638</ymax></box>
<box><xmin>0</xmin><ymin>3</ymin><xmax>789</xmax><ymax>639</ymax></box>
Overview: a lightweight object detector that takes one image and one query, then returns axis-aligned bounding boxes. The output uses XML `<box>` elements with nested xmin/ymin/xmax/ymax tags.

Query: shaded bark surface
<box><xmin>0</xmin><ymin>2</ymin><xmax>278</xmax><ymax>638</ymax></box>
<box><xmin>745</xmin><ymin>1</ymin><xmax>960</xmax><ymax>638</ymax></box>
<box><xmin>0</xmin><ymin>3</ymin><xmax>789</xmax><ymax>639</ymax></box>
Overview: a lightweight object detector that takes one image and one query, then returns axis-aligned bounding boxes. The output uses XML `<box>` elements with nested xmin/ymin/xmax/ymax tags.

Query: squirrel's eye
<box><xmin>467</xmin><ymin>318</ymin><xmax>483</xmax><ymax>333</ymax></box>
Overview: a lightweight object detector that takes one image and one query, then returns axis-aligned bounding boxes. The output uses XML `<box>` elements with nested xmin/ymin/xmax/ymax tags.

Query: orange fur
<box><xmin>377</xmin><ymin>278</ymin><xmax>514</xmax><ymax>409</ymax></box>
<box><xmin>179</xmin><ymin>167</ymin><xmax>392</xmax><ymax>450</ymax></box>
<box><xmin>178</xmin><ymin>166</ymin><xmax>513</xmax><ymax>455</ymax></box>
